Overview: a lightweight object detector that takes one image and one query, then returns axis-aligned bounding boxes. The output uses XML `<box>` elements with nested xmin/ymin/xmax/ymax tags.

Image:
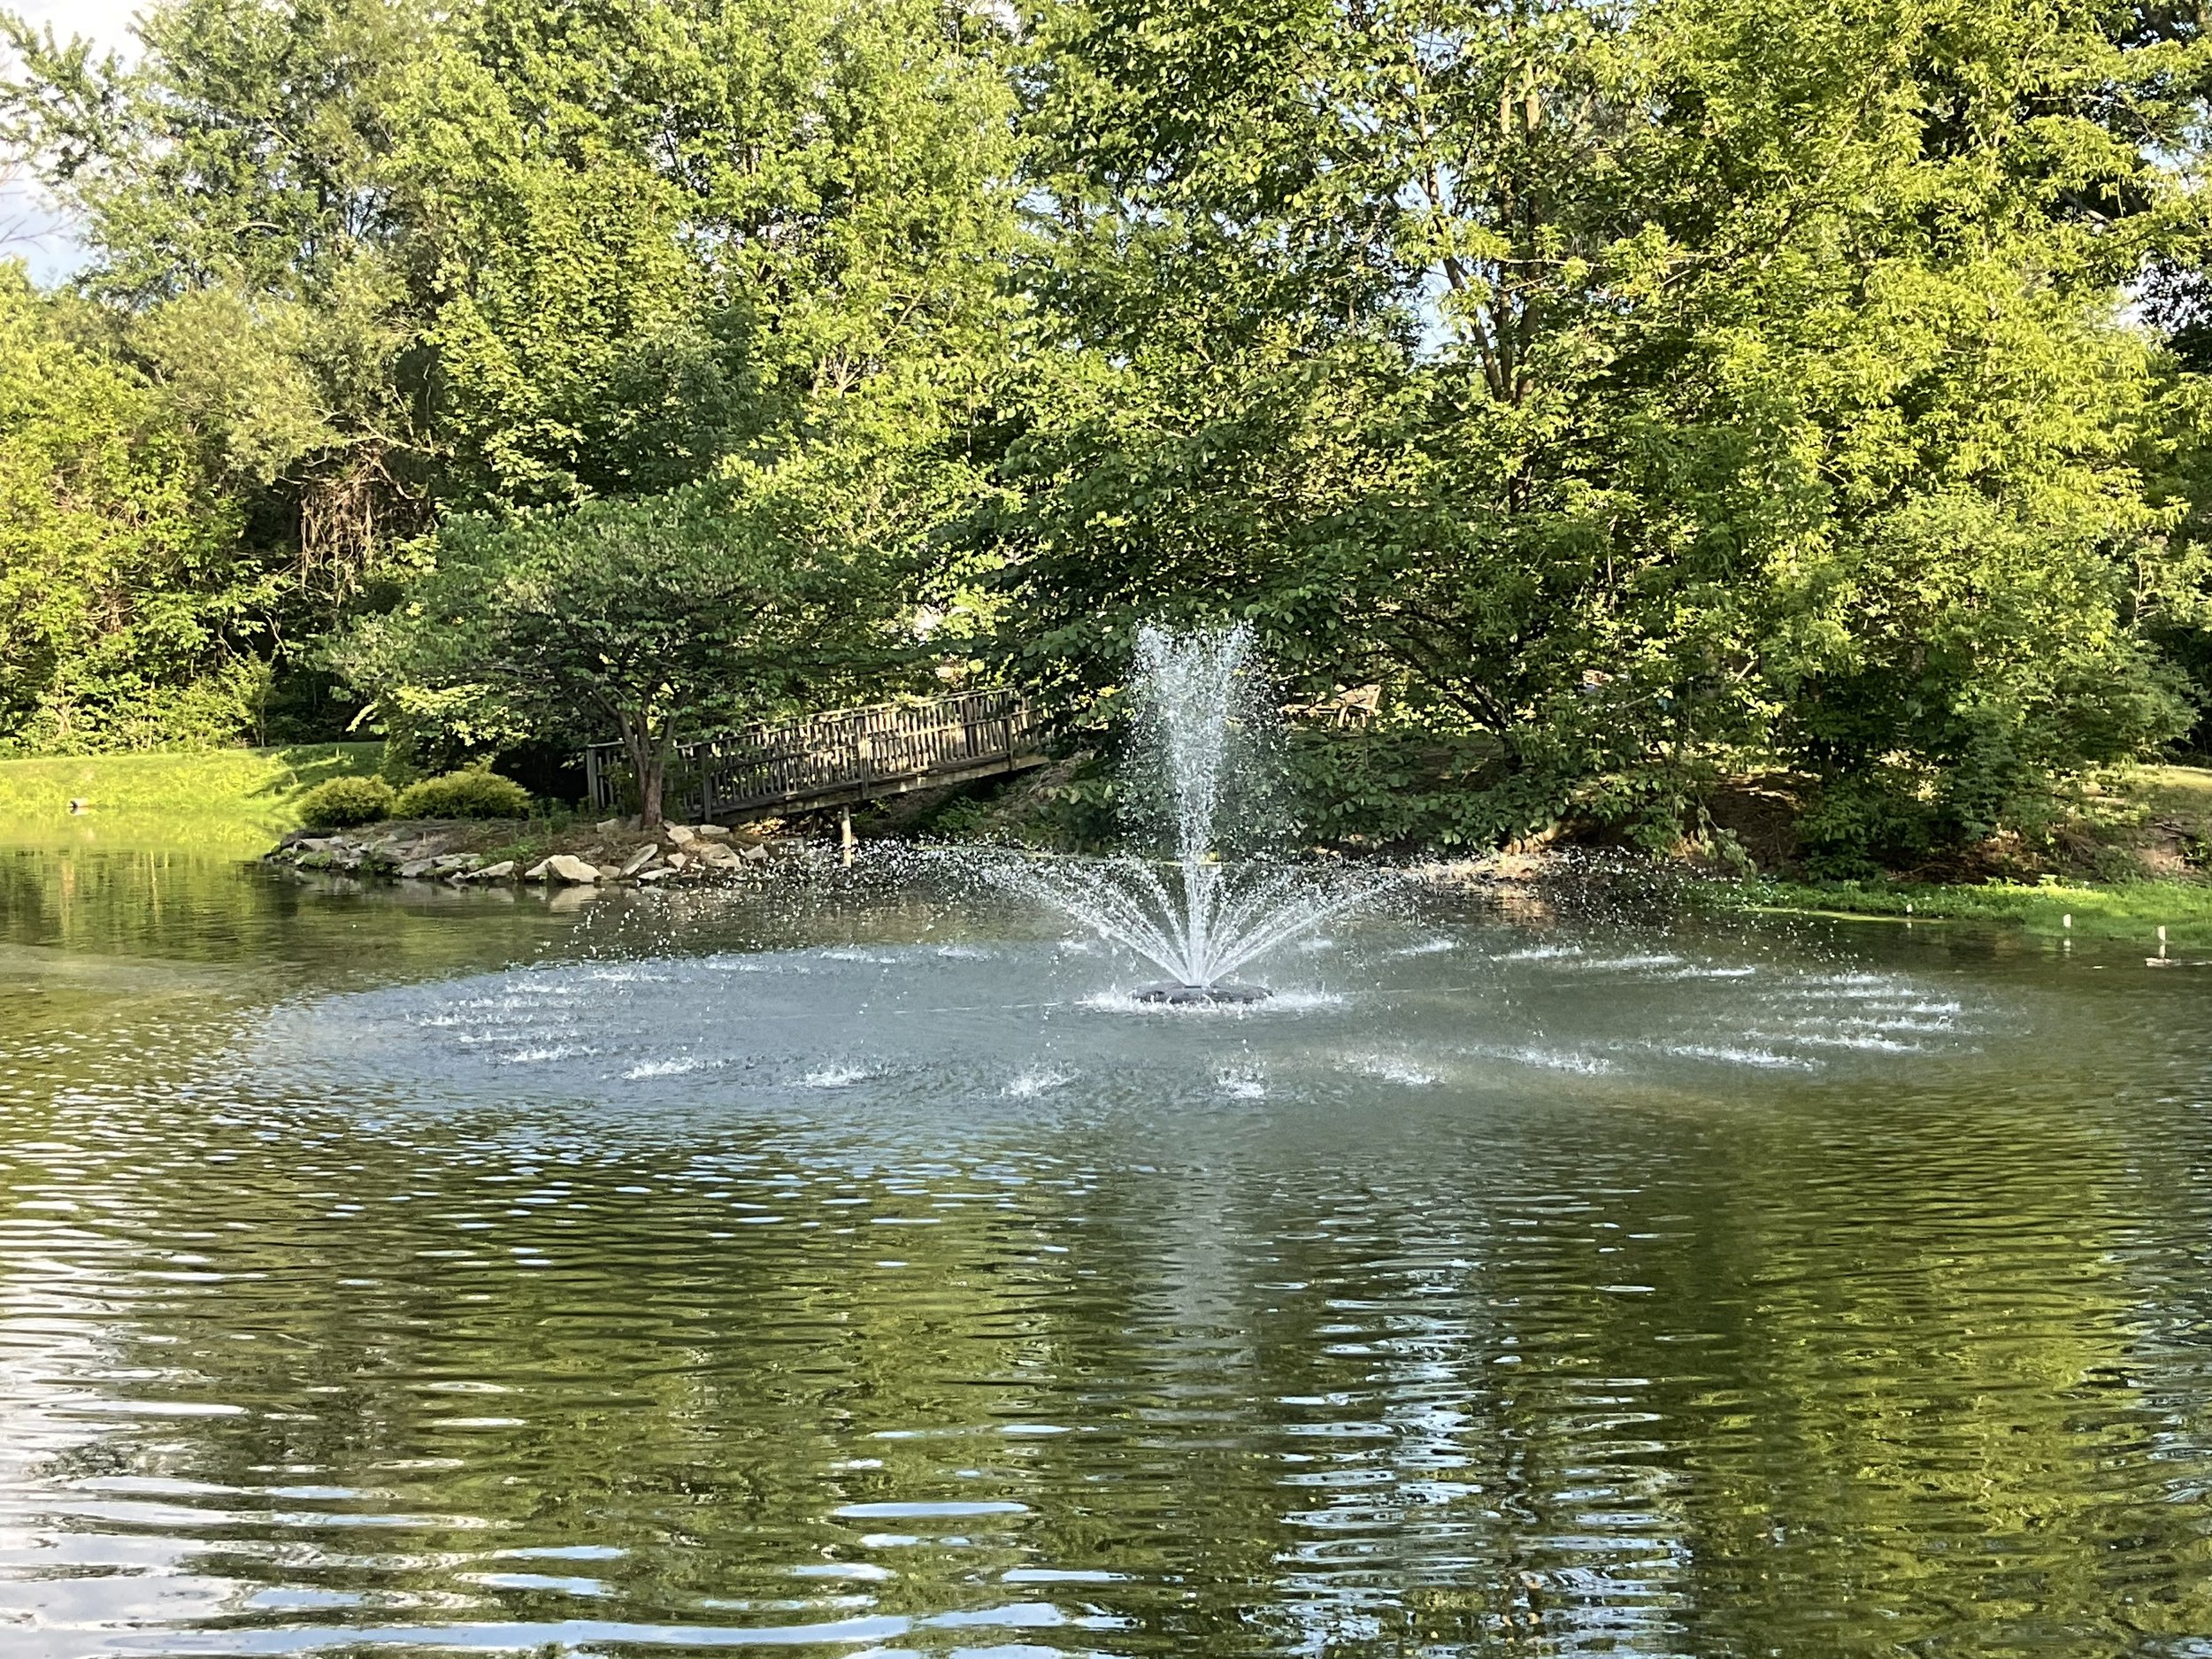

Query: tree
<box><xmin>979</xmin><ymin>0</ymin><xmax>2212</xmax><ymax>861</ymax></box>
<box><xmin>0</xmin><ymin>0</ymin><xmax>1023</xmax><ymax>758</ymax></box>
<box><xmin>1</xmin><ymin>0</ymin><xmax>440</xmax><ymax>580</ymax></box>
<box><xmin>387</xmin><ymin>0</ymin><xmax>1024</xmax><ymax>509</ymax></box>
<box><xmin>329</xmin><ymin>476</ymin><xmax>912</xmax><ymax>825</ymax></box>
<box><xmin>0</xmin><ymin>265</ymin><xmax>284</xmax><ymax>750</ymax></box>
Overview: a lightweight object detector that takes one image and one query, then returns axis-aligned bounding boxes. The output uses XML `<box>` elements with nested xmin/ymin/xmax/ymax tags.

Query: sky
<box><xmin>4</xmin><ymin>0</ymin><xmax>142</xmax><ymax>282</ymax></box>
<box><xmin>18</xmin><ymin>0</ymin><xmax>139</xmax><ymax>41</ymax></box>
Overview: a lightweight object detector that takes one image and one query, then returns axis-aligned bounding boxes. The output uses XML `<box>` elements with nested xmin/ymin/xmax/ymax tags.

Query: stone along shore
<box><xmin>264</xmin><ymin>818</ymin><xmax>789</xmax><ymax>887</ymax></box>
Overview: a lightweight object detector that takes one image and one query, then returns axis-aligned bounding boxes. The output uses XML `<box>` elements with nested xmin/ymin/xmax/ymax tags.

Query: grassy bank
<box><xmin>0</xmin><ymin>746</ymin><xmax>383</xmax><ymax>853</ymax></box>
<box><xmin>1699</xmin><ymin>764</ymin><xmax>2212</xmax><ymax>946</ymax></box>
<box><xmin>1714</xmin><ymin>876</ymin><xmax>2212</xmax><ymax>946</ymax></box>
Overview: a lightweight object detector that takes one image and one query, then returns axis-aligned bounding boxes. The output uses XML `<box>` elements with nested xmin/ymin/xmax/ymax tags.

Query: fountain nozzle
<box><xmin>1133</xmin><ymin>981</ymin><xmax>1271</xmax><ymax>1006</ymax></box>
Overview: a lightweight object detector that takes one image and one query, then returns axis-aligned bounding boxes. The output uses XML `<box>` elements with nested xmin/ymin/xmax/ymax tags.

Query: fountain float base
<box><xmin>1132</xmin><ymin>981</ymin><xmax>1271</xmax><ymax>1007</ymax></box>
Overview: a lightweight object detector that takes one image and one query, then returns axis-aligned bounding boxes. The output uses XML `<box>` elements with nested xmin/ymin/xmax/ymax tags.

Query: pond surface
<box><xmin>4</xmin><ymin>846</ymin><xmax>2212</xmax><ymax>1656</ymax></box>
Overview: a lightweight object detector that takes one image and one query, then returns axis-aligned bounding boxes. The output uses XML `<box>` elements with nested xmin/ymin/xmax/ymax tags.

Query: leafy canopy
<box><xmin>0</xmin><ymin>267</ymin><xmax>280</xmax><ymax>752</ymax></box>
<box><xmin>0</xmin><ymin>0</ymin><xmax>1021</xmax><ymax>756</ymax></box>
<box><xmin>330</xmin><ymin>473</ymin><xmax>914</xmax><ymax>820</ymax></box>
<box><xmin>979</xmin><ymin>0</ymin><xmax>2212</xmax><ymax>862</ymax></box>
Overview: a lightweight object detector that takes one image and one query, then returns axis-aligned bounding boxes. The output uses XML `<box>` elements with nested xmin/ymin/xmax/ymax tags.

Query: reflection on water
<box><xmin>4</xmin><ymin>848</ymin><xmax>2212</xmax><ymax>1655</ymax></box>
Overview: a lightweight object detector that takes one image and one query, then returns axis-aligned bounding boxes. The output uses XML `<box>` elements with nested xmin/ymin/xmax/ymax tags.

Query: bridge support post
<box><xmin>840</xmin><ymin>804</ymin><xmax>856</xmax><ymax>869</ymax></box>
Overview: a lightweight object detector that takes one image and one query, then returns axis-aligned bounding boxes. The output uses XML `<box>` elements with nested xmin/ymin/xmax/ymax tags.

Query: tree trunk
<box><xmin>618</xmin><ymin>710</ymin><xmax>672</xmax><ymax>829</ymax></box>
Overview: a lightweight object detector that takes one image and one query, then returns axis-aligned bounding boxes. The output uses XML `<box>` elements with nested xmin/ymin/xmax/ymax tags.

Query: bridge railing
<box><xmin>583</xmin><ymin>688</ymin><xmax>1042</xmax><ymax>819</ymax></box>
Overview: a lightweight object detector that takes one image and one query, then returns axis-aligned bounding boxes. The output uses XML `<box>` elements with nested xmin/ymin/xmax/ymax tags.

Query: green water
<box><xmin>4</xmin><ymin>844</ymin><xmax>2212</xmax><ymax>1656</ymax></box>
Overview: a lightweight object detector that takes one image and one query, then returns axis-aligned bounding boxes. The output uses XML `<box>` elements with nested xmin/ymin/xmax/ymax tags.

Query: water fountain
<box><xmin>984</xmin><ymin>623</ymin><xmax>1392</xmax><ymax>1004</ymax></box>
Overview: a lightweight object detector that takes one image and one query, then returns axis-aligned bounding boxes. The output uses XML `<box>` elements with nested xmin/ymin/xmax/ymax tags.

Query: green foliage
<box><xmin>390</xmin><ymin>768</ymin><xmax>530</xmax><ymax>820</ymax></box>
<box><xmin>332</xmin><ymin>476</ymin><xmax>920</xmax><ymax>821</ymax></box>
<box><xmin>296</xmin><ymin>772</ymin><xmax>396</xmax><ymax>826</ymax></box>
<box><xmin>977</xmin><ymin>0</ymin><xmax>2212</xmax><ymax>859</ymax></box>
<box><xmin>6</xmin><ymin>0</ymin><xmax>2212</xmax><ymax>863</ymax></box>
<box><xmin>0</xmin><ymin>266</ymin><xmax>286</xmax><ymax>751</ymax></box>
<box><xmin>3</xmin><ymin>0</ymin><xmax>442</xmax><ymax>611</ymax></box>
<box><xmin>388</xmin><ymin>0</ymin><xmax>1021</xmax><ymax>508</ymax></box>
<box><xmin>0</xmin><ymin>0</ymin><xmax>1019</xmax><ymax>758</ymax></box>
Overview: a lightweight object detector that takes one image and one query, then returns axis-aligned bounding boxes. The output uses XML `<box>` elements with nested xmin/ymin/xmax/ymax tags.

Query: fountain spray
<box><xmin>989</xmin><ymin>623</ymin><xmax>1391</xmax><ymax>1003</ymax></box>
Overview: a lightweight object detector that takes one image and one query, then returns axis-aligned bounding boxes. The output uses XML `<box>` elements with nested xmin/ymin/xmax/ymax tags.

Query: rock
<box><xmin>595</xmin><ymin>818</ymin><xmax>625</xmax><ymax>838</ymax></box>
<box><xmin>432</xmin><ymin>853</ymin><xmax>479</xmax><ymax>872</ymax></box>
<box><xmin>595</xmin><ymin>865</ymin><xmax>625</xmax><ymax>881</ymax></box>
<box><xmin>666</xmin><ymin>851</ymin><xmax>689</xmax><ymax>872</ymax></box>
<box><xmin>397</xmin><ymin>858</ymin><xmax>437</xmax><ymax>879</ymax></box>
<box><xmin>694</xmin><ymin>824</ymin><xmax>732</xmax><ymax>841</ymax></box>
<box><xmin>618</xmin><ymin>844</ymin><xmax>659</xmax><ymax>878</ymax></box>
<box><xmin>469</xmin><ymin>860</ymin><xmax>517</xmax><ymax>881</ymax></box>
<box><xmin>697</xmin><ymin>843</ymin><xmax>741</xmax><ymax>869</ymax></box>
<box><xmin>664</xmin><ymin>824</ymin><xmax>696</xmax><ymax>847</ymax></box>
<box><xmin>740</xmin><ymin>842</ymin><xmax>770</xmax><ymax>864</ymax></box>
<box><xmin>522</xmin><ymin>858</ymin><xmax>555</xmax><ymax>882</ymax></box>
<box><xmin>544</xmin><ymin>854</ymin><xmax>598</xmax><ymax>885</ymax></box>
<box><xmin>636</xmin><ymin>866</ymin><xmax>673</xmax><ymax>884</ymax></box>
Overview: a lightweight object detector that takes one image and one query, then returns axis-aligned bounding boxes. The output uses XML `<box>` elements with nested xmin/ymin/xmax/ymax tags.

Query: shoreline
<box><xmin>260</xmin><ymin>815</ymin><xmax>809</xmax><ymax>889</ymax></box>
<box><xmin>1413</xmin><ymin>850</ymin><xmax>2212</xmax><ymax>947</ymax></box>
<box><xmin>7</xmin><ymin>748</ymin><xmax>2212</xmax><ymax>947</ymax></box>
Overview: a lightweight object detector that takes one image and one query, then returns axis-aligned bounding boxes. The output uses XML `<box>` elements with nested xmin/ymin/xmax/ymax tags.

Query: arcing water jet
<box><xmin>988</xmin><ymin>623</ymin><xmax>1390</xmax><ymax>1000</ymax></box>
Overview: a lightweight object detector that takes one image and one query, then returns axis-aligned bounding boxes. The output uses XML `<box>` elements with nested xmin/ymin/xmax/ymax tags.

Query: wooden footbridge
<box><xmin>582</xmin><ymin>688</ymin><xmax>1046</xmax><ymax>822</ymax></box>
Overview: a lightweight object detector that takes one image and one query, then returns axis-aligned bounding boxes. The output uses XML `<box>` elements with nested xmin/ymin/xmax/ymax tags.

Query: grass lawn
<box><xmin>1716</xmin><ymin>874</ymin><xmax>2212</xmax><ymax>947</ymax></box>
<box><xmin>0</xmin><ymin>745</ymin><xmax>384</xmax><ymax>853</ymax></box>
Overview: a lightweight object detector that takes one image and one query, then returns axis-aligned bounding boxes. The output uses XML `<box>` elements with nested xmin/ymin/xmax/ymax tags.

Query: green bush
<box><xmin>392</xmin><ymin>769</ymin><xmax>534</xmax><ymax>821</ymax></box>
<box><xmin>296</xmin><ymin>775</ymin><xmax>396</xmax><ymax>829</ymax></box>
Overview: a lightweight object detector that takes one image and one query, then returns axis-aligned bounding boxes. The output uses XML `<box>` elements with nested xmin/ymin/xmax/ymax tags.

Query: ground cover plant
<box><xmin>296</xmin><ymin>775</ymin><xmax>396</xmax><ymax>829</ymax></box>
<box><xmin>388</xmin><ymin>770</ymin><xmax>532</xmax><ymax>822</ymax></box>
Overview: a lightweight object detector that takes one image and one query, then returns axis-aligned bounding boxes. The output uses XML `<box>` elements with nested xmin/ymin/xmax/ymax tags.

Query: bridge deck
<box><xmin>583</xmin><ymin>689</ymin><xmax>1044</xmax><ymax>821</ymax></box>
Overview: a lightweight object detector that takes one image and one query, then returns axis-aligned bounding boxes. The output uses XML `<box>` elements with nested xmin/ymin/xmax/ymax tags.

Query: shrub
<box><xmin>392</xmin><ymin>769</ymin><xmax>534</xmax><ymax>820</ymax></box>
<box><xmin>296</xmin><ymin>775</ymin><xmax>396</xmax><ymax>829</ymax></box>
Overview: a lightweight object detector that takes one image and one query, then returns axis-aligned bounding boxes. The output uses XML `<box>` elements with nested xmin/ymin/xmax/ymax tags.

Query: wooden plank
<box><xmin>581</xmin><ymin>691</ymin><xmax>1042</xmax><ymax>819</ymax></box>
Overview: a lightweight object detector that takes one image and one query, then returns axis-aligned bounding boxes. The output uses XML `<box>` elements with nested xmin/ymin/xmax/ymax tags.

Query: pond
<box><xmin>3</xmin><ymin>843</ymin><xmax>2211</xmax><ymax>1656</ymax></box>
